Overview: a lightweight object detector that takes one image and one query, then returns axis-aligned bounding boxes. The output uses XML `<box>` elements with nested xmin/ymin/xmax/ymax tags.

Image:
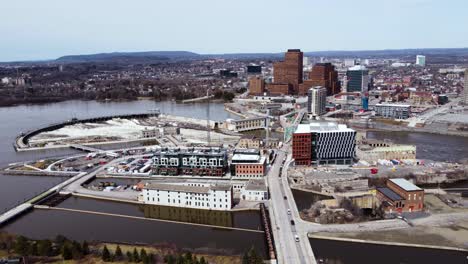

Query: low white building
<box><xmin>142</xmin><ymin>182</ymin><xmax>233</xmax><ymax>211</ymax></box>
<box><xmin>241</xmin><ymin>179</ymin><xmax>269</xmax><ymax>201</ymax></box>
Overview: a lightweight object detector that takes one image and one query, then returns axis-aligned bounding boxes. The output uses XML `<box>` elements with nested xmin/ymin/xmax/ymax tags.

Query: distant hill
<box><xmin>2</xmin><ymin>48</ymin><xmax>468</xmax><ymax>65</ymax></box>
<box><xmin>303</xmin><ymin>48</ymin><xmax>468</xmax><ymax>58</ymax></box>
<box><xmin>56</xmin><ymin>51</ymin><xmax>200</xmax><ymax>63</ymax></box>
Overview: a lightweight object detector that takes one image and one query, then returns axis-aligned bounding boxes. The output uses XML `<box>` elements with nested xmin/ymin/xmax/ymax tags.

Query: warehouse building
<box><xmin>376</xmin><ymin>178</ymin><xmax>424</xmax><ymax>213</ymax></box>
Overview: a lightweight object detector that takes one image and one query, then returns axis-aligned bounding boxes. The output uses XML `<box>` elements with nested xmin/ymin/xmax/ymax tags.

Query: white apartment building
<box><xmin>142</xmin><ymin>182</ymin><xmax>233</xmax><ymax>211</ymax></box>
<box><xmin>307</xmin><ymin>86</ymin><xmax>327</xmax><ymax>116</ymax></box>
<box><xmin>416</xmin><ymin>55</ymin><xmax>426</xmax><ymax>67</ymax></box>
<box><xmin>240</xmin><ymin>179</ymin><xmax>269</xmax><ymax>201</ymax></box>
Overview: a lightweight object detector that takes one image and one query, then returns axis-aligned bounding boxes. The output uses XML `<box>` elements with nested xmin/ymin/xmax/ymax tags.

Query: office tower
<box><xmin>307</xmin><ymin>86</ymin><xmax>327</xmax><ymax>116</ymax></box>
<box><xmin>272</xmin><ymin>49</ymin><xmax>303</xmax><ymax>95</ymax></box>
<box><xmin>292</xmin><ymin>122</ymin><xmax>356</xmax><ymax>166</ymax></box>
<box><xmin>415</xmin><ymin>55</ymin><xmax>426</xmax><ymax>67</ymax></box>
<box><xmin>346</xmin><ymin>65</ymin><xmax>369</xmax><ymax>93</ymax></box>
<box><xmin>301</xmin><ymin>63</ymin><xmax>340</xmax><ymax>95</ymax></box>
<box><xmin>247</xmin><ymin>65</ymin><xmax>262</xmax><ymax>74</ymax></box>
<box><xmin>248</xmin><ymin>76</ymin><xmax>265</xmax><ymax>96</ymax></box>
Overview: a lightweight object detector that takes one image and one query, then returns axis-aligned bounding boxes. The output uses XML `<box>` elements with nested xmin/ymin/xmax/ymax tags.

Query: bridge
<box><xmin>267</xmin><ymin>146</ymin><xmax>317</xmax><ymax>264</ymax></box>
<box><xmin>0</xmin><ymin>171</ymin><xmax>87</xmax><ymax>227</ymax></box>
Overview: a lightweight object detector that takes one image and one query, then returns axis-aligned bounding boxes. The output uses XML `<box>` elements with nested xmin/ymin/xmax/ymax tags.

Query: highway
<box><xmin>267</xmin><ymin>146</ymin><xmax>317</xmax><ymax>264</ymax></box>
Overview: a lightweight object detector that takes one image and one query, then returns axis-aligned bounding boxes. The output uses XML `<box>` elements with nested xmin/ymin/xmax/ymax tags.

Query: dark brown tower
<box><xmin>272</xmin><ymin>49</ymin><xmax>303</xmax><ymax>95</ymax></box>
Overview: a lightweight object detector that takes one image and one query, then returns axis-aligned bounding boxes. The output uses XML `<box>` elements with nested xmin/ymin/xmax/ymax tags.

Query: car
<box><xmin>290</xmin><ymin>220</ymin><xmax>295</xmax><ymax>225</ymax></box>
<box><xmin>294</xmin><ymin>235</ymin><xmax>300</xmax><ymax>242</ymax></box>
<box><xmin>283</xmin><ymin>196</ymin><xmax>287</xmax><ymax>200</ymax></box>
<box><xmin>287</xmin><ymin>209</ymin><xmax>291</xmax><ymax>215</ymax></box>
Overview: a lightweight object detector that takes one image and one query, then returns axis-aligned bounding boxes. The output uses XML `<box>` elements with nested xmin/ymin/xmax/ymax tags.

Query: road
<box><xmin>267</xmin><ymin>147</ymin><xmax>316</xmax><ymax>264</ymax></box>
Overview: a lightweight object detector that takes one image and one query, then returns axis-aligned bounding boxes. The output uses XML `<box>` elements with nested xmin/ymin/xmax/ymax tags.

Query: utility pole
<box><xmin>265</xmin><ymin>109</ymin><xmax>270</xmax><ymax>148</ymax></box>
<box><xmin>206</xmin><ymin>89</ymin><xmax>211</xmax><ymax>147</ymax></box>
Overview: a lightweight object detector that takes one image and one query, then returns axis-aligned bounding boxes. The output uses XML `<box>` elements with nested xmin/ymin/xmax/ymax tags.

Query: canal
<box><xmin>309</xmin><ymin>237</ymin><xmax>468</xmax><ymax>264</ymax></box>
<box><xmin>2</xmin><ymin>208</ymin><xmax>267</xmax><ymax>257</ymax></box>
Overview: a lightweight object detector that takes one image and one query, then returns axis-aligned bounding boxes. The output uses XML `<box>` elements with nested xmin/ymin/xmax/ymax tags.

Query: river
<box><xmin>1</xmin><ymin>100</ymin><xmax>467</xmax><ymax>260</ymax></box>
<box><xmin>366</xmin><ymin>131</ymin><xmax>468</xmax><ymax>163</ymax></box>
<box><xmin>0</xmin><ymin>100</ymin><xmax>237</xmax><ymax>208</ymax></box>
<box><xmin>309</xmin><ymin>237</ymin><xmax>467</xmax><ymax>264</ymax></box>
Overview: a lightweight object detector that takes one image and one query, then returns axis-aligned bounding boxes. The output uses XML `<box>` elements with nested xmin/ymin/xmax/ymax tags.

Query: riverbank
<box><xmin>0</xmin><ymin>233</ymin><xmax>245</xmax><ymax>264</ymax></box>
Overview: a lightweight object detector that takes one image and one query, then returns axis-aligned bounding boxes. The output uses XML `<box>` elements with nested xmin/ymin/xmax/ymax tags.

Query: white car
<box><xmin>287</xmin><ymin>209</ymin><xmax>291</xmax><ymax>215</ymax></box>
<box><xmin>294</xmin><ymin>235</ymin><xmax>300</xmax><ymax>242</ymax></box>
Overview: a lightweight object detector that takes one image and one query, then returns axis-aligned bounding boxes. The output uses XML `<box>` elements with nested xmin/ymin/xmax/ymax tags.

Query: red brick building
<box><xmin>249</xmin><ymin>76</ymin><xmax>265</xmax><ymax>95</ymax></box>
<box><xmin>267</xmin><ymin>83</ymin><xmax>292</xmax><ymax>96</ymax></box>
<box><xmin>302</xmin><ymin>63</ymin><xmax>340</xmax><ymax>96</ymax></box>
<box><xmin>271</xmin><ymin>49</ymin><xmax>303</xmax><ymax>95</ymax></box>
<box><xmin>377</xmin><ymin>178</ymin><xmax>424</xmax><ymax>213</ymax></box>
<box><xmin>292</xmin><ymin>132</ymin><xmax>311</xmax><ymax>165</ymax></box>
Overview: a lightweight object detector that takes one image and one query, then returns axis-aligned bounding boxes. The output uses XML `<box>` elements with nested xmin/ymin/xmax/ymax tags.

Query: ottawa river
<box><xmin>1</xmin><ymin>100</ymin><xmax>467</xmax><ymax>262</ymax></box>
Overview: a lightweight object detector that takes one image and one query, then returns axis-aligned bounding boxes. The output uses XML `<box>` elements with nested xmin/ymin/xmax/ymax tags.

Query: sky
<box><xmin>0</xmin><ymin>0</ymin><xmax>467</xmax><ymax>61</ymax></box>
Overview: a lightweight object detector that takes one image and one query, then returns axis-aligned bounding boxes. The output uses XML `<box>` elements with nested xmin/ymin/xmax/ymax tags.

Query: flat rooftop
<box><xmin>294</xmin><ymin>122</ymin><xmax>355</xmax><ymax>134</ymax></box>
<box><xmin>389</xmin><ymin>178</ymin><xmax>422</xmax><ymax>191</ymax></box>
<box><xmin>144</xmin><ymin>182</ymin><xmax>231</xmax><ymax>193</ymax></box>
<box><xmin>245</xmin><ymin>179</ymin><xmax>267</xmax><ymax>191</ymax></box>
<box><xmin>375</xmin><ymin>103</ymin><xmax>411</xmax><ymax>108</ymax></box>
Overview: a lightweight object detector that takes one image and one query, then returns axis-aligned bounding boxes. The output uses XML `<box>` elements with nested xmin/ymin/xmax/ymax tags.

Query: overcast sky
<box><xmin>1</xmin><ymin>0</ymin><xmax>467</xmax><ymax>61</ymax></box>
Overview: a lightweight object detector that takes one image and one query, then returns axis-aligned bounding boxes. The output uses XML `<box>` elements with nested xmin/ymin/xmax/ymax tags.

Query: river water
<box><xmin>0</xmin><ymin>100</ymin><xmax>237</xmax><ymax>208</ymax></box>
<box><xmin>309</xmin><ymin>238</ymin><xmax>468</xmax><ymax>264</ymax></box>
<box><xmin>366</xmin><ymin>131</ymin><xmax>468</xmax><ymax>163</ymax></box>
<box><xmin>1</xmin><ymin>100</ymin><xmax>467</xmax><ymax>259</ymax></box>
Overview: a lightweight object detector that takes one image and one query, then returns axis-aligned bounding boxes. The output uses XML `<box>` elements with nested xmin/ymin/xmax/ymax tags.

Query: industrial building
<box><xmin>356</xmin><ymin>141</ymin><xmax>416</xmax><ymax>163</ymax></box>
<box><xmin>237</xmin><ymin>135</ymin><xmax>261</xmax><ymax>149</ymax></box>
<box><xmin>377</xmin><ymin>178</ymin><xmax>424</xmax><ymax>213</ymax></box>
<box><xmin>142</xmin><ymin>181</ymin><xmax>233</xmax><ymax>210</ymax></box>
<box><xmin>230</xmin><ymin>149</ymin><xmax>266</xmax><ymax>179</ymax></box>
<box><xmin>225</xmin><ymin>117</ymin><xmax>267</xmax><ymax>132</ymax></box>
<box><xmin>151</xmin><ymin>147</ymin><xmax>228</xmax><ymax>176</ymax></box>
<box><xmin>346</xmin><ymin>65</ymin><xmax>369</xmax><ymax>93</ymax></box>
<box><xmin>292</xmin><ymin>122</ymin><xmax>356</xmax><ymax>166</ymax></box>
<box><xmin>307</xmin><ymin>86</ymin><xmax>327</xmax><ymax>116</ymax></box>
<box><xmin>375</xmin><ymin>103</ymin><xmax>411</xmax><ymax>119</ymax></box>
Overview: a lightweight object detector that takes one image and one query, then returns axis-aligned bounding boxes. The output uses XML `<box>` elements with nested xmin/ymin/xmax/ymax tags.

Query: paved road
<box><xmin>267</xmin><ymin>147</ymin><xmax>316</xmax><ymax>264</ymax></box>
